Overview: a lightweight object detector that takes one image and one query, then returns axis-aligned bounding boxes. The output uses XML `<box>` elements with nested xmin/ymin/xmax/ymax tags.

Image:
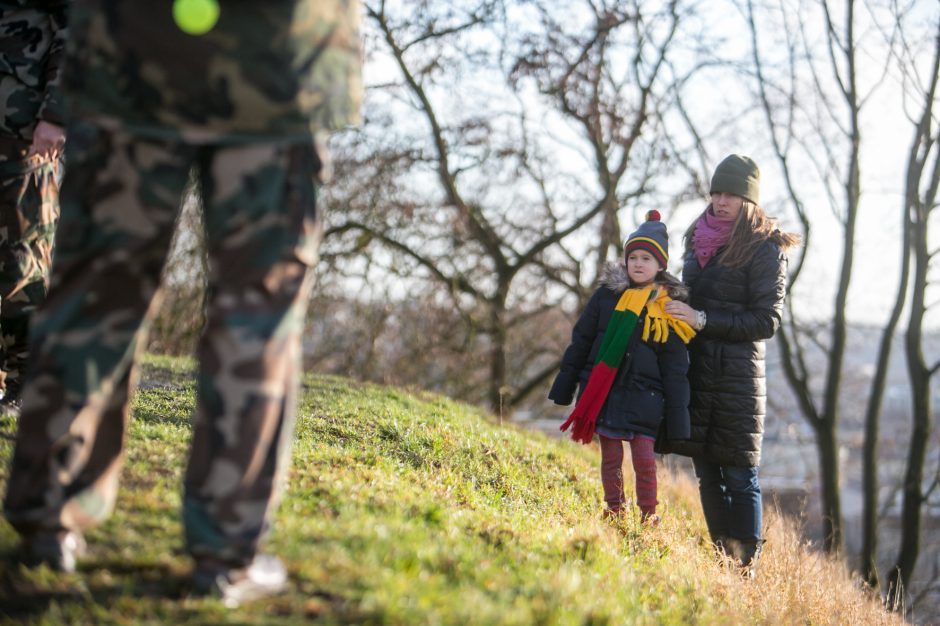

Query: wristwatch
<box><xmin>695</xmin><ymin>309</ymin><xmax>707</xmax><ymax>331</ymax></box>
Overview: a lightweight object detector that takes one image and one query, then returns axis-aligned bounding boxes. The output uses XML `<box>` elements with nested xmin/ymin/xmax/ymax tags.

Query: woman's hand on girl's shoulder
<box><xmin>664</xmin><ymin>300</ymin><xmax>695</xmax><ymax>322</ymax></box>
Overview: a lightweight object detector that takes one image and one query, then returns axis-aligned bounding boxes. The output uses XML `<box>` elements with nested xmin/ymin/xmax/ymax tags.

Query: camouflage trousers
<box><xmin>0</xmin><ymin>147</ymin><xmax>61</xmax><ymax>397</ymax></box>
<box><xmin>4</xmin><ymin>124</ymin><xmax>322</xmax><ymax>566</ymax></box>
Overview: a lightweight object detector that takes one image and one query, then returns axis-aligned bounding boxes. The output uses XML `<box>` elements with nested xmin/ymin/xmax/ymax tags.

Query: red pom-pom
<box><xmin>646</xmin><ymin>209</ymin><xmax>661</xmax><ymax>222</ymax></box>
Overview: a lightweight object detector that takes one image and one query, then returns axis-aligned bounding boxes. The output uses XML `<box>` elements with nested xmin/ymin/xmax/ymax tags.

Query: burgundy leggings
<box><xmin>599</xmin><ymin>434</ymin><xmax>658</xmax><ymax>516</ymax></box>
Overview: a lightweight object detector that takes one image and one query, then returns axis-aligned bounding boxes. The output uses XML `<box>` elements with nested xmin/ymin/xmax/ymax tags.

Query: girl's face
<box><xmin>711</xmin><ymin>192</ymin><xmax>745</xmax><ymax>221</ymax></box>
<box><xmin>627</xmin><ymin>250</ymin><xmax>661</xmax><ymax>286</ymax></box>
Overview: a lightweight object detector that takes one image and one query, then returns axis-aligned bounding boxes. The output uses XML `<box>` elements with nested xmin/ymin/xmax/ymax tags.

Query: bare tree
<box><xmin>743</xmin><ymin>0</ymin><xmax>891</xmax><ymax>553</ymax></box>
<box><xmin>858</xmin><ymin>176</ymin><xmax>910</xmax><ymax>587</ymax></box>
<box><xmin>510</xmin><ymin>0</ymin><xmax>685</xmax><ymax>268</ymax></box>
<box><xmin>321</xmin><ymin>0</ymin><xmax>696</xmax><ymax>411</ymax></box>
<box><xmin>886</xmin><ymin>13</ymin><xmax>940</xmax><ymax>610</ymax></box>
<box><xmin>850</xmin><ymin>3</ymin><xmax>916</xmax><ymax>590</ymax></box>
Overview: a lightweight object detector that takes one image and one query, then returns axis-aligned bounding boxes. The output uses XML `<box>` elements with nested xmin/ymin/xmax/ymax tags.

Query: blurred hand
<box><xmin>664</xmin><ymin>300</ymin><xmax>697</xmax><ymax>325</ymax></box>
<box><xmin>27</xmin><ymin>121</ymin><xmax>66</xmax><ymax>159</ymax></box>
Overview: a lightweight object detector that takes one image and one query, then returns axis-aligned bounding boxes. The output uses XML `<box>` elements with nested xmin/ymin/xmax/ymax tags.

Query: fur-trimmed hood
<box><xmin>598</xmin><ymin>262</ymin><xmax>689</xmax><ymax>302</ymax></box>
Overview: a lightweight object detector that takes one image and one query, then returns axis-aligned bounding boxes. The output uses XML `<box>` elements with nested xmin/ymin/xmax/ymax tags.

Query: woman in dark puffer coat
<box><xmin>663</xmin><ymin>154</ymin><xmax>800</xmax><ymax>578</ymax></box>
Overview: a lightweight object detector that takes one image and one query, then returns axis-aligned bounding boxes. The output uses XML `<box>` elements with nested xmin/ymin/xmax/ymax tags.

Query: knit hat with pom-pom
<box><xmin>624</xmin><ymin>210</ymin><xmax>668</xmax><ymax>267</ymax></box>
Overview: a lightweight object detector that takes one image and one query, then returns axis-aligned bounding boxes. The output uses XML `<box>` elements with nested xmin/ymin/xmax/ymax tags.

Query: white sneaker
<box><xmin>192</xmin><ymin>554</ymin><xmax>288</xmax><ymax>608</ymax></box>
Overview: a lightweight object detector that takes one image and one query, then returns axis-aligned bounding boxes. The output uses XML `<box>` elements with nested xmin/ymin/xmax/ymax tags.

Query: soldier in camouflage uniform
<box><xmin>3</xmin><ymin>0</ymin><xmax>361</xmax><ymax>605</ymax></box>
<box><xmin>0</xmin><ymin>1</ymin><xmax>68</xmax><ymax>412</ymax></box>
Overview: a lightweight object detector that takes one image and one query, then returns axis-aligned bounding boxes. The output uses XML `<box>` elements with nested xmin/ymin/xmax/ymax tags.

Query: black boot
<box><xmin>711</xmin><ymin>535</ymin><xmax>731</xmax><ymax>557</ymax></box>
<box><xmin>737</xmin><ymin>539</ymin><xmax>765</xmax><ymax>579</ymax></box>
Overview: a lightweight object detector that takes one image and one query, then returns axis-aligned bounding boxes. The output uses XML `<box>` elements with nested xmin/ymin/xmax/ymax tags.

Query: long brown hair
<box><xmin>683</xmin><ymin>201</ymin><xmax>801</xmax><ymax>269</ymax></box>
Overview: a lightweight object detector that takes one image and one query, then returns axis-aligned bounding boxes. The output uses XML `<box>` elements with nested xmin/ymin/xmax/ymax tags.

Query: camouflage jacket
<box><xmin>0</xmin><ymin>0</ymin><xmax>69</xmax><ymax>141</ymax></box>
<box><xmin>65</xmin><ymin>1</ymin><xmax>362</xmax><ymax>144</ymax></box>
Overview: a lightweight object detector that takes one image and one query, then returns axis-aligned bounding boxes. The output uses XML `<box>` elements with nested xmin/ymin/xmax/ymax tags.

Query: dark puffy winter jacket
<box><xmin>548</xmin><ymin>264</ymin><xmax>691</xmax><ymax>441</ymax></box>
<box><xmin>662</xmin><ymin>237</ymin><xmax>788</xmax><ymax>466</ymax></box>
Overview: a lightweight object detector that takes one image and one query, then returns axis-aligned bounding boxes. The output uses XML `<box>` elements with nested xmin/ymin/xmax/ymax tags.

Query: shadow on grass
<box><xmin>0</xmin><ymin>554</ymin><xmax>190</xmax><ymax>620</ymax></box>
<box><xmin>132</xmin><ymin>405</ymin><xmax>194</xmax><ymax>429</ymax></box>
<box><xmin>139</xmin><ymin>363</ymin><xmax>196</xmax><ymax>385</ymax></box>
<box><xmin>0</xmin><ymin>547</ymin><xmax>359</xmax><ymax>622</ymax></box>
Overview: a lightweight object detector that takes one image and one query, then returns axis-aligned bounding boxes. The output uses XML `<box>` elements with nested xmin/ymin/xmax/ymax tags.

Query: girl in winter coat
<box><xmin>664</xmin><ymin>154</ymin><xmax>800</xmax><ymax>577</ymax></box>
<box><xmin>549</xmin><ymin>212</ymin><xmax>695</xmax><ymax>523</ymax></box>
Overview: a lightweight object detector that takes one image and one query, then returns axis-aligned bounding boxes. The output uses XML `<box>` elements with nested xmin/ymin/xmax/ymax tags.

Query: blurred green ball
<box><xmin>172</xmin><ymin>0</ymin><xmax>219</xmax><ymax>35</ymax></box>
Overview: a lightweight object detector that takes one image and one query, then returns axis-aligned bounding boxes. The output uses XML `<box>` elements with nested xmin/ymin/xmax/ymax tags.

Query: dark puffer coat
<box><xmin>548</xmin><ymin>264</ymin><xmax>691</xmax><ymax>441</ymax></box>
<box><xmin>663</xmin><ymin>237</ymin><xmax>788</xmax><ymax>466</ymax></box>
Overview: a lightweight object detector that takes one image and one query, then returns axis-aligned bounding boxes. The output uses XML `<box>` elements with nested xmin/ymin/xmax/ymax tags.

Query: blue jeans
<box><xmin>692</xmin><ymin>458</ymin><xmax>762</xmax><ymax>543</ymax></box>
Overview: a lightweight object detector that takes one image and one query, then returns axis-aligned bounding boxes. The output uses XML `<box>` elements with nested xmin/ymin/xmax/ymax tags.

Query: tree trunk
<box><xmin>859</xmin><ymin>415</ymin><xmax>879</xmax><ymax>587</ymax></box>
<box><xmin>816</xmin><ymin>423</ymin><xmax>843</xmax><ymax>551</ymax></box>
<box><xmin>859</xmin><ymin>212</ymin><xmax>911</xmax><ymax>588</ymax></box>
<box><xmin>886</xmin><ymin>351</ymin><xmax>928</xmax><ymax>608</ymax></box>
<box><xmin>887</xmin><ymin>216</ymin><xmax>931</xmax><ymax>609</ymax></box>
<box><xmin>885</xmin><ymin>21</ymin><xmax>940</xmax><ymax>605</ymax></box>
<box><xmin>488</xmin><ymin>295</ymin><xmax>509</xmax><ymax>416</ymax></box>
<box><xmin>593</xmin><ymin>204</ymin><xmax>619</xmax><ymax>280</ymax></box>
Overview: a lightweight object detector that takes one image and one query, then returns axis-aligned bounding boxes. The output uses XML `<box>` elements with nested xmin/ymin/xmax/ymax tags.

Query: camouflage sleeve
<box><xmin>35</xmin><ymin>0</ymin><xmax>69</xmax><ymax>126</ymax></box>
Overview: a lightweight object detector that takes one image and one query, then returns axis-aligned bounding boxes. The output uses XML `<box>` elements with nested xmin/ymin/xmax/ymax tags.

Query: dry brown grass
<box><xmin>745</xmin><ymin>506</ymin><xmax>898</xmax><ymax>625</ymax></box>
<box><xmin>631</xmin><ymin>464</ymin><xmax>908</xmax><ymax>626</ymax></box>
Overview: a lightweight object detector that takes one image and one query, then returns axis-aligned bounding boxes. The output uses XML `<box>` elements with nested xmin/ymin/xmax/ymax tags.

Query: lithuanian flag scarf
<box><xmin>559</xmin><ymin>285</ymin><xmax>695</xmax><ymax>444</ymax></box>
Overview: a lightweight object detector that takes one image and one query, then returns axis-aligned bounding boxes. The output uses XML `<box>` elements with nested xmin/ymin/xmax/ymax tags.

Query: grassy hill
<box><xmin>0</xmin><ymin>354</ymin><xmax>903</xmax><ymax>625</ymax></box>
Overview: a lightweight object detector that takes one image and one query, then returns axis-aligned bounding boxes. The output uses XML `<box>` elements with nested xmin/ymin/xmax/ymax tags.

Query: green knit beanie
<box><xmin>710</xmin><ymin>154</ymin><xmax>760</xmax><ymax>205</ymax></box>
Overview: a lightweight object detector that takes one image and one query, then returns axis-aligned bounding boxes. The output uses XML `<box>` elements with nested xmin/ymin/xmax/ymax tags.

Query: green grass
<box><xmin>0</xmin><ymin>354</ymin><xmax>896</xmax><ymax>625</ymax></box>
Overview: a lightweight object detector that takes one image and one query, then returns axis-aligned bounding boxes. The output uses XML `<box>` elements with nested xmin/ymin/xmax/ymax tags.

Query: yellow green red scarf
<box><xmin>560</xmin><ymin>285</ymin><xmax>695</xmax><ymax>444</ymax></box>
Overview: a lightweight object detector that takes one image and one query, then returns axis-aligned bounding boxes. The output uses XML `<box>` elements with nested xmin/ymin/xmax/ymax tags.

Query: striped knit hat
<box><xmin>624</xmin><ymin>210</ymin><xmax>668</xmax><ymax>268</ymax></box>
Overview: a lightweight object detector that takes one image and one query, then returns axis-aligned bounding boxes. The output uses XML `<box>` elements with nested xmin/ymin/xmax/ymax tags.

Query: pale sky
<box><xmin>352</xmin><ymin>0</ymin><xmax>938</xmax><ymax>329</ymax></box>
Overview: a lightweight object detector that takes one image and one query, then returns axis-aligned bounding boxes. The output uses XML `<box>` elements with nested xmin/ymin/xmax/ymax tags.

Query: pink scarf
<box><xmin>692</xmin><ymin>207</ymin><xmax>735</xmax><ymax>268</ymax></box>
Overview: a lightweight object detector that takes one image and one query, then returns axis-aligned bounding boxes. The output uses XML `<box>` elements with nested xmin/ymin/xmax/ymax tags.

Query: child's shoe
<box><xmin>601</xmin><ymin>507</ymin><xmax>624</xmax><ymax>522</ymax></box>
